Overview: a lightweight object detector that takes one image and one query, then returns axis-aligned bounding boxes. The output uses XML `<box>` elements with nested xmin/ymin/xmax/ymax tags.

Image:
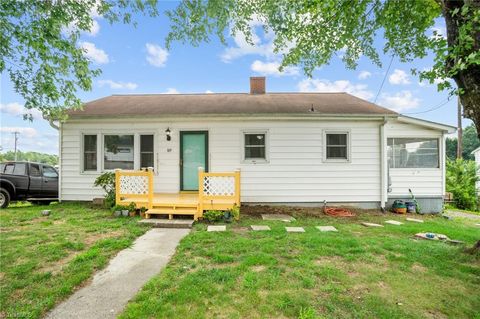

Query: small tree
<box><xmin>446</xmin><ymin>159</ymin><xmax>478</xmax><ymax>210</ymax></box>
<box><xmin>93</xmin><ymin>172</ymin><xmax>116</xmax><ymax>208</ymax></box>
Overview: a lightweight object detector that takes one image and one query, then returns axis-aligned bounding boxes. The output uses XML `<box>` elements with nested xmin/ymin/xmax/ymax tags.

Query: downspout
<box><xmin>57</xmin><ymin>122</ymin><xmax>63</xmax><ymax>202</ymax></box>
<box><xmin>380</xmin><ymin>116</ymin><xmax>388</xmax><ymax>212</ymax></box>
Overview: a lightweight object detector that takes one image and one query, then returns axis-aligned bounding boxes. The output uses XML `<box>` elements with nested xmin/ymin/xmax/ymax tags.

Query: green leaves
<box><xmin>0</xmin><ymin>0</ymin><xmax>158</xmax><ymax>122</ymax></box>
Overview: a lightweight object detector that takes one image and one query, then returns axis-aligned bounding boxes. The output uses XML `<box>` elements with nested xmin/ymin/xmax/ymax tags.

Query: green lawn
<box><xmin>121</xmin><ymin>212</ymin><xmax>480</xmax><ymax>319</ymax></box>
<box><xmin>0</xmin><ymin>202</ymin><xmax>147</xmax><ymax>319</ymax></box>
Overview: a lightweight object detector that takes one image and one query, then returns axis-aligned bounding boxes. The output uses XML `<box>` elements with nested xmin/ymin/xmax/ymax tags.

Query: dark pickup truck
<box><xmin>0</xmin><ymin>161</ymin><xmax>59</xmax><ymax>208</ymax></box>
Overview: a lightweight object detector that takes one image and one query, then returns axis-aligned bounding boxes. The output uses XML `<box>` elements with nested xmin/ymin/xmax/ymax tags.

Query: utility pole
<box><xmin>457</xmin><ymin>98</ymin><xmax>463</xmax><ymax>159</ymax></box>
<box><xmin>12</xmin><ymin>131</ymin><xmax>19</xmax><ymax>161</ymax></box>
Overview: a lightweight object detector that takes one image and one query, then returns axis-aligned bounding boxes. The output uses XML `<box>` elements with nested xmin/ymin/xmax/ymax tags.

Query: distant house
<box><xmin>59</xmin><ymin>77</ymin><xmax>455</xmax><ymax>213</ymax></box>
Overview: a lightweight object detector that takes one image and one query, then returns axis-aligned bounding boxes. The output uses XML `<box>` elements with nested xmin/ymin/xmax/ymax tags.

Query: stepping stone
<box><xmin>207</xmin><ymin>225</ymin><xmax>226</xmax><ymax>232</ymax></box>
<box><xmin>285</xmin><ymin>227</ymin><xmax>305</xmax><ymax>233</ymax></box>
<box><xmin>316</xmin><ymin>226</ymin><xmax>338</xmax><ymax>232</ymax></box>
<box><xmin>385</xmin><ymin>220</ymin><xmax>403</xmax><ymax>226</ymax></box>
<box><xmin>475</xmin><ymin>223</ymin><xmax>480</xmax><ymax>227</ymax></box>
<box><xmin>250</xmin><ymin>225</ymin><xmax>271</xmax><ymax>231</ymax></box>
<box><xmin>361</xmin><ymin>222</ymin><xmax>384</xmax><ymax>227</ymax></box>
<box><xmin>406</xmin><ymin>218</ymin><xmax>424</xmax><ymax>223</ymax></box>
<box><xmin>261</xmin><ymin>214</ymin><xmax>295</xmax><ymax>222</ymax></box>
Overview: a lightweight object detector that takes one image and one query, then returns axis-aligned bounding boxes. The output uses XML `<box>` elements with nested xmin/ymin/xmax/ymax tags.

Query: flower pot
<box><xmin>113</xmin><ymin>211</ymin><xmax>121</xmax><ymax>217</ymax></box>
<box><xmin>129</xmin><ymin>211</ymin><xmax>136</xmax><ymax>217</ymax></box>
<box><xmin>122</xmin><ymin>210</ymin><xmax>129</xmax><ymax>217</ymax></box>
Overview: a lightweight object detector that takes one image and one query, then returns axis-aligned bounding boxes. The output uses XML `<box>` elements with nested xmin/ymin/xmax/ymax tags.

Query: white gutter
<box><xmin>380</xmin><ymin>116</ymin><xmax>388</xmax><ymax>210</ymax></box>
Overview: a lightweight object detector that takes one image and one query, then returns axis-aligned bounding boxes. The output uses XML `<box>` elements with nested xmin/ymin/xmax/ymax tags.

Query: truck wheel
<box><xmin>0</xmin><ymin>188</ymin><xmax>10</xmax><ymax>209</ymax></box>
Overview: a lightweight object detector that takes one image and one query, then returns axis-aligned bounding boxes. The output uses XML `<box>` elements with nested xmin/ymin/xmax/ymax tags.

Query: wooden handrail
<box><xmin>115</xmin><ymin>168</ymin><xmax>154</xmax><ymax>208</ymax></box>
<box><xmin>198</xmin><ymin>168</ymin><xmax>241</xmax><ymax>202</ymax></box>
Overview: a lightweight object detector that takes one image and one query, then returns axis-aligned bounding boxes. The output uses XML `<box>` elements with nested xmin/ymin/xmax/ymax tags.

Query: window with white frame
<box><xmin>325</xmin><ymin>132</ymin><xmax>349</xmax><ymax>161</ymax></box>
<box><xmin>244</xmin><ymin>132</ymin><xmax>267</xmax><ymax>161</ymax></box>
<box><xmin>140</xmin><ymin>134</ymin><xmax>154</xmax><ymax>168</ymax></box>
<box><xmin>83</xmin><ymin>135</ymin><xmax>97</xmax><ymax>171</ymax></box>
<box><xmin>387</xmin><ymin>138</ymin><xmax>439</xmax><ymax>168</ymax></box>
<box><xmin>104</xmin><ymin>135</ymin><xmax>134</xmax><ymax>170</ymax></box>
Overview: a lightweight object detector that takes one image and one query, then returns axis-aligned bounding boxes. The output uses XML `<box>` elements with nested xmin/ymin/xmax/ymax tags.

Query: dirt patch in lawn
<box><xmin>37</xmin><ymin>230</ymin><xmax>125</xmax><ymax>276</ymax></box>
<box><xmin>241</xmin><ymin>205</ymin><xmax>382</xmax><ymax>218</ymax></box>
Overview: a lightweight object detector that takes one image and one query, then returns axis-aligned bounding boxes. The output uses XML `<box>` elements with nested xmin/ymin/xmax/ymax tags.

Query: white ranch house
<box><xmin>59</xmin><ymin>77</ymin><xmax>455</xmax><ymax>214</ymax></box>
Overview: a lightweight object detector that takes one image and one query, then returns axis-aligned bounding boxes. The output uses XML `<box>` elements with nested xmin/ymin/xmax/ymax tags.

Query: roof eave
<box><xmin>397</xmin><ymin>115</ymin><xmax>457</xmax><ymax>133</ymax></box>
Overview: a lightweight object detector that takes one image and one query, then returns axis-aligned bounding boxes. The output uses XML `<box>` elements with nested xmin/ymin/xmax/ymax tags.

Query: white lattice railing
<box><xmin>115</xmin><ymin>168</ymin><xmax>154</xmax><ymax>208</ymax></box>
<box><xmin>198</xmin><ymin>168</ymin><xmax>240</xmax><ymax>206</ymax></box>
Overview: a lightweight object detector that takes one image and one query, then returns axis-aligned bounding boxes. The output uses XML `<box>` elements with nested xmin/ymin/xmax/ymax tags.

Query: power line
<box><xmin>401</xmin><ymin>98</ymin><xmax>451</xmax><ymax>115</ymax></box>
<box><xmin>373</xmin><ymin>55</ymin><xmax>394</xmax><ymax>103</ymax></box>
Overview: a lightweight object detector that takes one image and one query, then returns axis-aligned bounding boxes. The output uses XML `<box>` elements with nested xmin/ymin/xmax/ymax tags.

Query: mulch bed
<box><xmin>240</xmin><ymin>205</ymin><xmax>382</xmax><ymax>218</ymax></box>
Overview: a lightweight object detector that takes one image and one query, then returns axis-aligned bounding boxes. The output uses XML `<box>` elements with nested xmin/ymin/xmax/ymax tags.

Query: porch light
<box><xmin>165</xmin><ymin>128</ymin><xmax>171</xmax><ymax>141</ymax></box>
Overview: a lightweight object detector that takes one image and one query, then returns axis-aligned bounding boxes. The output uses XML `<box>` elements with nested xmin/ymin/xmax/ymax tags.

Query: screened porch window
<box><xmin>83</xmin><ymin>135</ymin><xmax>97</xmax><ymax>171</ymax></box>
<box><xmin>325</xmin><ymin>132</ymin><xmax>349</xmax><ymax>160</ymax></box>
<box><xmin>140</xmin><ymin>134</ymin><xmax>154</xmax><ymax>168</ymax></box>
<box><xmin>104</xmin><ymin>135</ymin><xmax>134</xmax><ymax>170</ymax></box>
<box><xmin>387</xmin><ymin>138</ymin><xmax>439</xmax><ymax>168</ymax></box>
<box><xmin>244</xmin><ymin>133</ymin><xmax>266</xmax><ymax>160</ymax></box>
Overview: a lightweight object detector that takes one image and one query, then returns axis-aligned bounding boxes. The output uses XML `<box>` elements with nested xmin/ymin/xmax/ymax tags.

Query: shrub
<box><xmin>230</xmin><ymin>205</ymin><xmax>240</xmax><ymax>220</ymax></box>
<box><xmin>446</xmin><ymin>159</ymin><xmax>479</xmax><ymax>210</ymax></box>
<box><xmin>203</xmin><ymin>210</ymin><xmax>224</xmax><ymax>222</ymax></box>
<box><xmin>93</xmin><ymin>172</ymin><xmax>116</xmax><ymax>208</ymax></box>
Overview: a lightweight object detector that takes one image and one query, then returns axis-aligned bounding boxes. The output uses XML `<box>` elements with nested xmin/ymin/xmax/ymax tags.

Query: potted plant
<box><xmin>128</xmin><ymin>202</ymin><xmax>137</xmax><ymax>217</ymax></box>
<box><xmin>111</xmin><ymin>205</ymin><xmax>123</xmax><ymax>217</ymax></box>
<box><xmin>139</xmin><ymin>207</ymin><xmax>147</xmax><ymax>218</ymax></box>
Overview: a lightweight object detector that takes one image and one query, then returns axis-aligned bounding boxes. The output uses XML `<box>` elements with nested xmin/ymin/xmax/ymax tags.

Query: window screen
<box><xmin>244</xmin><ymin>133</ymin><xmax>266</xmax><ymax>160</ymax></box>
<box><xmin>83</xmin><ymin>135</ymin><xmax>97</xmax><ymax>171</ymax></box>
<box><xmin>387</xmin><ymin>138</ymin><xmax>439</xmax><ymax>168</ymax></box>
<box><xmin>140</xmin><ymin>135</ymin><xmax>154</xmax><ymax>168</ymax></box>
<box><xmin>104</xmin><ymin>135</ymin><xmax>134</xmax><ymax>170</ymax></box>
<box><xmin>326</xmin><ymin>133</ymin><xmax>348</xmax><ymax>160</ymax></box>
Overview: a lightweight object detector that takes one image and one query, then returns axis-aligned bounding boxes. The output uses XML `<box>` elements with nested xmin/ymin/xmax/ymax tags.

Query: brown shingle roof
<box><xmin>68</xmin><ymin>92</ymin><xmax>397</xmax><ymax>118</ymax></box>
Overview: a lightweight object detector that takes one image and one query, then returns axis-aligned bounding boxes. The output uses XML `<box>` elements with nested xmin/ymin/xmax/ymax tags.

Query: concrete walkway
<box><xmin>46</xmin><ymin>228</ymin><xmax>190</xmax><ymax>319</ymax></box>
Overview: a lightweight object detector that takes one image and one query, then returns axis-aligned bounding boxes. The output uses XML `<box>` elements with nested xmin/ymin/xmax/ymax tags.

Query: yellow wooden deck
<box><xmin>115</xmin><ymin>168</ymin><xmax>240</xmax><ymax>221</ymax></box>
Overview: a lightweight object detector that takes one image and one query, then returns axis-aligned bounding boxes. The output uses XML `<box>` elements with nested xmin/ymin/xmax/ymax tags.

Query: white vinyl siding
<box><xmin>60</xmin><ymin>119</ymin><xmax>382</xmax><ymax>202</ymax></box>
<box><xmin>385</xmin><ymin>120</ymin><xmax>444</xmax><ymax>197</ymax></box>
<box><xmin>60</xmin><ymin>117</ymin><xmax>448</xmax><ymax>203</ymax></box>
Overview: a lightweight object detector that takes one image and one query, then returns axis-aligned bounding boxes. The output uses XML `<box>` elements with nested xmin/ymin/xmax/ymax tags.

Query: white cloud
<box><xmin>297</xmin><ymin>78</ymin><xmax>374</xmax><ymax>100</ymax></box>
<box><xmin>251</xmin><ymin>60</ymin><xmax>299</xmax><ymax>77</ymax></box>
<box><xmin>146</xmin><ymin>43</ymin><xmax>168</xmax><ymax>67</ymax></box>
<box><xmin>358</xmin><ymin>71</ymin><xmax>372</xmax><ymax>80</ymax></box>
<box><xmin>220</xmin><ymin>18</ymin><xmax>278</xmax><ymax>63</ymax></box>
<box><xmin>79</xmin><ymin>41</ymin><xmax>109</xmax><ymax>64</ymax></box>
<box><xmin>388</xmin><ymin>69</ymin><xmax>411</xmax><ymax>85</ymax></box>
<box><xmin>378</xmin><ymin>91</ymin><xmax>420</xmax><ymax>112</ymax></box>
<box><xmin>0</xmin><ymin>127</ymin><xmax>58</xmax><ymax>154</ymax></box>
<box><xmin>98</xmin><ymin>80</ymin><xmax>138</xmax><ymax>90</ymax></box>
<box><xmin>0</xmin><ymin>127</ymin><xmax>38</xmax><ymax>138</ymax></box>
<box><xmin>162</xmin><ymin>88</ymin><xmax>179</xmax><ymax>94</ymax></box>
<box><xmin>0</xmin><ymin>102</ymin><xmax>43</xmax><ymax>120</ymax></box>
<box><xmin>88</xmin><ymin>19</ymin><xmax>100</xmax><ymax>36</ymax></box>
<box><xmin>205</xmin><ymin>90</ymin><xmax>214</xmax><ymax>94</ymax></box>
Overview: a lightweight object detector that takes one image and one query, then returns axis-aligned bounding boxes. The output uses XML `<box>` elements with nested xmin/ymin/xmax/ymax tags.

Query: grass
<box><xmin>121</xmin><ymin>211</ymin><xmax>480</xmax><ymax>319</ymax></box>
<box><xmin>0</xmin><ymin>202</ymin><xmax>147</xmax><ymax>319</ymax></box>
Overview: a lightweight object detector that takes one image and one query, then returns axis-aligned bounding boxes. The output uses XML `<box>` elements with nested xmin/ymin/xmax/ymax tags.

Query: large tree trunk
<box><xmin>442</xmin><ymin>0</ymin><xmax>480</xmax><ymax>138</ymax></box>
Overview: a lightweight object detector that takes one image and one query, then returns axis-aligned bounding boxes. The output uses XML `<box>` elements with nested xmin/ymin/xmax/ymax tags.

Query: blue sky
<box><xmin>0</xmin><ymin>3</ymin><xmax>468</xmax><ymax>155</ymax></box>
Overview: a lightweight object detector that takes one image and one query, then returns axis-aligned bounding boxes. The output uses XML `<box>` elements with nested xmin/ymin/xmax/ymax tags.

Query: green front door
<box><xmin>180</xmin><ymin>131</ymin><xmax>208</xmax><ymax>191</ymax></box>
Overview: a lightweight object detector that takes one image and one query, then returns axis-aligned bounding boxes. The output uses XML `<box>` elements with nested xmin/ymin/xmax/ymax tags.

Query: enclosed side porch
<box><xmin>115</xmin><ymin>168</ymin><xmax>240</xmax><ymax>220</ymax></box>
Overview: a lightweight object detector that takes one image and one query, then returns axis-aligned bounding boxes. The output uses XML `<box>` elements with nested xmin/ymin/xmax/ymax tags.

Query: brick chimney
<box><xmin>250</xmin><ymin>77</ymin><xmax>266</xmax><ymax>94</ymax></box>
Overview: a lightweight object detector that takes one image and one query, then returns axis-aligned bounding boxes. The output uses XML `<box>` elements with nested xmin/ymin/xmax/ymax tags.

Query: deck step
<box><xmin>138</xmin><ymin>219</ymin><xmax>194</xmax><ymax>229</ymax></box>
<box><xmin>152</xmin><ymin>202</ymin><xmax>198</xmax><ymax>208</ymax></box>
<box><xmin>147</xmin><ymin>208</ymin><xmax>197</xmax><ymax>215</ymax></box>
